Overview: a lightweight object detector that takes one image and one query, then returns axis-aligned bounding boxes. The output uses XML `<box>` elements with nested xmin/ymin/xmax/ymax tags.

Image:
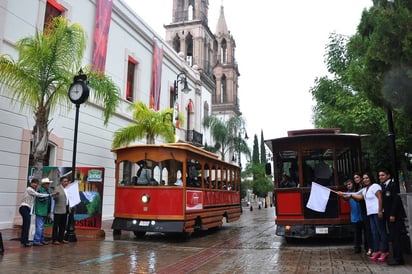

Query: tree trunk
<box><xmin>31</xmin><ymin>109</ymin><xmax>49</xmax><ymax>179</ymax></box>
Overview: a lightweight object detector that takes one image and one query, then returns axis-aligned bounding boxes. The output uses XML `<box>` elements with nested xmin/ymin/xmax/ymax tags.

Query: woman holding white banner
<box><xmin>338</xmin><ymin>172</ymin><xmax>389</xmax><ymax>262</ymax></box>
<box><xmin>353</xmin><ymin>172</ymin><xmax>373</xmax><ymax>257</ymax></box>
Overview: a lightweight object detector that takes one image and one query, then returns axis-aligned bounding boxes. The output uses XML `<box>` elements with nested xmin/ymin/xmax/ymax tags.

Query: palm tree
<box><xmin>0</xmin><ymin>17</ymin><xmax>120</xmax><ymax>179</ymax></box>
<box><xmin>202</xmin><ymin>115</ymin><xmax>250</xmax><ymax>161</ymax></box>
<box><xmin>112</xmin><ymin>101</ymin><xmax>176</xmax><ymax>147</ymax></box>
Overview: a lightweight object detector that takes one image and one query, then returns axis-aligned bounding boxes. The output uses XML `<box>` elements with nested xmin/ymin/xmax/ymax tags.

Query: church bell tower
<box><xmin>165</xmin><ymin>0</ymin><xmax>241</xmax><ymax>119</ymax></box>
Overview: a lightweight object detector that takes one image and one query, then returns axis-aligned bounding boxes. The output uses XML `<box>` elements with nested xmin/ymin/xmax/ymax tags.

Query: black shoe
<box><xmin>21</xmin><ymin>243</ymin><xmax>32</xmax><ymax>247</ymax></box>
<box><xmin>387</xmin><ymin>258</ymin><xmax>404</xmax><ymax>266</ymax></box>
<box><xmin>32</xmin><ymin>242</ymin><xmax>43</xmax><ymax>246</ymax></box>
<box><xmin>41</xmin><ymin>241</ymin><xmax>49</xmax><ymax>245</ymax></box>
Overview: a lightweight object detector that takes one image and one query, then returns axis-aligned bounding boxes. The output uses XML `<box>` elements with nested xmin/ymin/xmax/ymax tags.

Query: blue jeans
<box><xmin>33</xmin><ymin>215</ymin><xmax>46</xmax><ymax>244</ymax></box>
<box><xmin>19</xmin><ymin>206</ymin><xmax>31</xmax><ymax>245</ymax></box>
<box><xmin>369</xmin><ymin>214</ymin><xmax>388</xmax><ymax>253</ymax></box>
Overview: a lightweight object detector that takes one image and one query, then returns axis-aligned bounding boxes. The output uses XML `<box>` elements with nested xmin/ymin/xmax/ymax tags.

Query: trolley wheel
<box><xmin>133</xmin><ymin>231</ymin><xmax>146</xmax><ymax>238</ymax></box>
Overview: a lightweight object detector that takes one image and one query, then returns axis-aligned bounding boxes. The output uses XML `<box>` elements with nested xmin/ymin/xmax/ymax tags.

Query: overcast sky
<box><xmin>123</xmin><ymin>0</ymin><xmax>372</xmax><ymax>142</ymax></box>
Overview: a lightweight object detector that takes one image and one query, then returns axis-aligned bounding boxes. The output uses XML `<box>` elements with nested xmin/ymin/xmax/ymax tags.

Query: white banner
<box><xmin>65</xmin><ymin>180</ymin><xmax>81</xmax><ymax>208</ymax></box>
<box><xmin>306</xmin><ymin>182</ymin><xmax>331</xmax><ymax>212</ymax></box>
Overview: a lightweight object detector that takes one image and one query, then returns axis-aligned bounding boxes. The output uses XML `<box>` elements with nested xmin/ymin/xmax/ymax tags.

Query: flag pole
<box><xmin>312</xmin><ymin>181</ymin><xmax>339</xmax><ymax>194</ymax></box>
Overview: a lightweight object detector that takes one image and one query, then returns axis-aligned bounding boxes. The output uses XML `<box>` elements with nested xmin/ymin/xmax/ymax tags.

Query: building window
<box><xmin>188</xmin><ymin>4</ymin><xmax>194</xmax><ymax>20</ymax></box>
<box><xmin>204</xmin><ymin>101</ymin><xmax>209</xmax><ymax>119</ymax></box>
<box><xmin>220</xmin><ymin>74</ymin><xmax>227</xmax><ymax>103</ymax></box>
<box><xmin>173</xmin><ymin>34</ymin><xmax>180</xmax><ymax>53</ymax></box>
<box><xmin>220</xmin><ymin>39</ymin><xmax>227</xmax><ymax>64</ymax></box>
<box><xmin>126</xmin><ymin>57</ymin><xmax>137</xmax><ymax>102</ymax></box>
<box><xmin>44</xmin><ymin>0</ymin><xmax>64</xmax><ymax>29</ymax></box>
<box><xmin>186</xmin><ymin>33</ymin><xmax>193</xmax><ymax>67</ymax></box>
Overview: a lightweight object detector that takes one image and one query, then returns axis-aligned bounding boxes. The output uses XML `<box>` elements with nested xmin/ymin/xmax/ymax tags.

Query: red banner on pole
<box><xmin>150</xmin><ymin>39</ymin><xmax>163</xmax><ymax>110</ymax></box>
<box><xmin>92</xmin><ymin>0</ymin><xmax>113</xmax><ymax>72</ymax></box>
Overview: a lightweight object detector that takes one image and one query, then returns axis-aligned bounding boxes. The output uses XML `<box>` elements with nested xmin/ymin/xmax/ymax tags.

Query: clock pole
<box><xmin>66</xmin><ymin>69</ymin><xmax>89</xmax><ymax>242</ymax></box>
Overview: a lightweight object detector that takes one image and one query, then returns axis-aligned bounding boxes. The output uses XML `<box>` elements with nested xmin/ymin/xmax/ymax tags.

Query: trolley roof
<box><xmin>264</xmin><ymin>129</ymin><xmax>366</xmax><ymax>153</ymax></box>
<box><xmin>112</xmin><ymin>142</ymin><xmax>220</xmax><ymax>160</ymax></box>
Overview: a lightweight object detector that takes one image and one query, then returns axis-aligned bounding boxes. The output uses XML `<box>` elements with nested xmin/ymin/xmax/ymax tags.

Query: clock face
<box><xmin>69</xmin><ymin>83</ymin><xmax>83</xmax><ymax>101</ymax></box>
<box><xmin>69</xmin><ymin>80</ymin><xmax>89</xmax><ymax>104</ymax></box>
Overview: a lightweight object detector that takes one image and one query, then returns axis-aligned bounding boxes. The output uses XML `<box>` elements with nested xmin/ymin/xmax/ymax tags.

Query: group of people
<box><xmin>338</xmin><ymin>168</ymin><xmax>406</xmax><ymax>266</ymax></box>
<box><xmin>19</xmin><ymin>176</ymin><xmax>72</xmax><ymax>247</ymax></box>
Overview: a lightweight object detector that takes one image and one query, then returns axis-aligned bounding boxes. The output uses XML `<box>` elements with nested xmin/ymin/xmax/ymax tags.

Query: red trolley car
<box><xmin>265</xmin><ymin>129</ymin><xmax>365</xmax><ymax>240</ymax></box>
<box><xmin>111</xmin><ymin>143</ymin><xmax>241</xmax><ymax>237</ymax></box>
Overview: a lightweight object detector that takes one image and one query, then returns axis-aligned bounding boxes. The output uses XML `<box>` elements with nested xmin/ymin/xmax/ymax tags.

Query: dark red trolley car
<box><xmin>265</xmin><ymin>129</ymin><xmax>365</xmax><ymax>240</ymax></box>
<box><xmin>111</xmin><ymin>143</ymin><xmax>241</xmax><ymax>237</ymax></box>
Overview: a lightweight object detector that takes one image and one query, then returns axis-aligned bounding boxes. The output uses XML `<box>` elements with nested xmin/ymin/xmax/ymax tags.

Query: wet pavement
<box><xmin>1</xmin><ymin>206</ymin><xmax>411</xmax><ymax>273</ymax></box>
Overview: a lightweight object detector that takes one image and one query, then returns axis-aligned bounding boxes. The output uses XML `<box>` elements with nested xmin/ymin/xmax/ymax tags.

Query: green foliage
<box><xmin>252</xmin><ymin>134</ymin><xmax>259</xmax><ymax>164</ymax></box>
<box><xmin>348</xmin><ymin>1</ymin><xmax>412</xmax><ymax>177</ymax></box>
<box><xmin>348</xmin><ymin>1</ymin><xmax>412</xmax><ymax>110</ymax></box>
<box><xmin>311</xmin><ymin>2</ymin><xmax>412</xmax><ymax>173</ymax></box>
<box><xmin>311</xmin><ymin>2</ymin><xmax>412</xmax><ymax>180</ymax></box>
<box><xmin>244</xmin><ymin>162</ymin><xmax>273</xmax><ymax>197</ymax></box>
<box><xmin>203</xmin><ymin>115</ymin><xmax>250</xmax><ymax>161</ymax></box>
<box><xmin>311</xmin><ymin>34</ymin><xmax>390</xmax><ymax>171</ymax></box>
<box><xmin>112</xmin><ymin>101</ymin><xmax>175</xmax><ymax>146</ymax></box>
<box><xmin>0</xmin><ymin>16</ymin><xmax>86</xmax><ymax>114</ymax></box>
<box><xmin>260</xmin><ymin>130</ymin><xmax>266</xmax><ymax>164</ymax></box>
<box><xmin>241</xmin><ymin>178</ymin><xmax>253</xmax><ymax>199</ymax></box>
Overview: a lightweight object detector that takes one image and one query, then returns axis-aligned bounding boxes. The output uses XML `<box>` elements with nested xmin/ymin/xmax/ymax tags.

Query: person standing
<box><xmin>19</xmin><ymin>178</ymin><xmax>58</xmax><ymax>247</ymax></box>
<box><xmin>343</xmin><ymin>179</ymin><xmax>363</xmax><ymax>253</ymax></box>
<box><xmin>353</xmin><ymin>172</ymin><xmax>373</xmax><ymax>256</ymax></box>
<box><xmin>32</xmin><ymin>178</ymin><xmax>53</xmax><ymax>246</ymax></box>
<box><xmin>52</xmin><ymin>176</ymin><xmax>70</xmax><ymax>245</ymax></box>
<box><xmin>378</xmin><ymin>168</ymin><xmax>406</xmax><ymax>265</ymax></box>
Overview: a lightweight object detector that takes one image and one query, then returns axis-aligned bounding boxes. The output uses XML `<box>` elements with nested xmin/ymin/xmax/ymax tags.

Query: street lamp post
<box><xmin>387</xmin><ymin>107</ymin><xmax>400</xmax><ymax>193</ymax></box>
<box><xmin>234</xmin><ymin>127</ymin><xmax>248</xmax><ymax>211</ymax></box>
<box><xmin>173</xmin><ymin>72</ymin><xmax>191</xmax><ymax>131</ymax></box>
<box><xmin>174</xmin><ymin>72</ymin><xmax>191</xmax><ymax>100</ymax></box>
<box><xmin>265</xmin><ymin>152</ymin><xmax>273</xmax><ymax>208</ymax></box>
<box><xmin>236</xmin><ymin>128</ymin><xmax>249</xmax><ymax>169</ymax></box>
<box><xmin>66</xmin><ymin>69</ymin><xmax>90</xmax><ymax>242</ymax></box>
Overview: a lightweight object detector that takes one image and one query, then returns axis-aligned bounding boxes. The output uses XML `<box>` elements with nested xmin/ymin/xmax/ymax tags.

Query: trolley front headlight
<box><xmin>141</xmin><ymin>194</ymin><xmax>150</xmax><ymax>204</ymax></box>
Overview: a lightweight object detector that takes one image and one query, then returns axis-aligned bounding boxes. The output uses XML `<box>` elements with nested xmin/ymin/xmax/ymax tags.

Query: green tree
<box><xmin>252</xmin><ymin>134</ymin><xmax>259</xmax><ymax>164</ymax></box>
<box><xmin>244</xmin><ymin>158</ymin><xmax>273</xmax><ymax>198</ymax></box>
<box><xmin>0</xmin><ymin>17</ymin><xmax>120</xmax><ymax>179</ymax></box>
<box><xmin>203</xmin><ymin>115</ymin><xmax>250</xmax><ymax>161</ymax></box>
<box><xmin>311</xmin><ymin>33</ymin><xmax>390</xmax><ymax>170</ymax></box>
<box><xmin>347</xmin><ymin>1</ymin><xmax>412</xmax><ymax>187</ymax></box>
<box><xmin>311</xmin><ymin>2</ymin><xmax>412</xmax><ymax>189</ymax></box>
<box><xmin>243</xmin><ymin>131</ymin><xmax>273</xmax><ymax>198</ymax></box>
<box><xmin>260</xmin><ymin>130</ymin><xmax>266</xmax><ymax>164</ymax></box>
<box><xmin>112</xmin><ymin>101</ymin><xmax>175</xmax><ymax>147</ymax></box>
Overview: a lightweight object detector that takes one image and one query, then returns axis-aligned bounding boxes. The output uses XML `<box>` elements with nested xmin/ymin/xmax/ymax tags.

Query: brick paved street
<box><xmin>1</xmin><ymin>206</ymin><xmax>411</xmax><ymax>273</ymax></box>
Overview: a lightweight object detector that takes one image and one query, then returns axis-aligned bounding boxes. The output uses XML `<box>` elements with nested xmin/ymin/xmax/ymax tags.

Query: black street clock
<box><xmin>69</xmin><ymin>79</ymin><xmax>89</xmax><ymax>104</ymax></box>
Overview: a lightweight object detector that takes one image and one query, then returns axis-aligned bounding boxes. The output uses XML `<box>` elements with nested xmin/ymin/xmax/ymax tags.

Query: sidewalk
<box><xmin>0</xmin><ymin>220</ymin><xmax>109</xmax><ymax>254</ymax></box>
